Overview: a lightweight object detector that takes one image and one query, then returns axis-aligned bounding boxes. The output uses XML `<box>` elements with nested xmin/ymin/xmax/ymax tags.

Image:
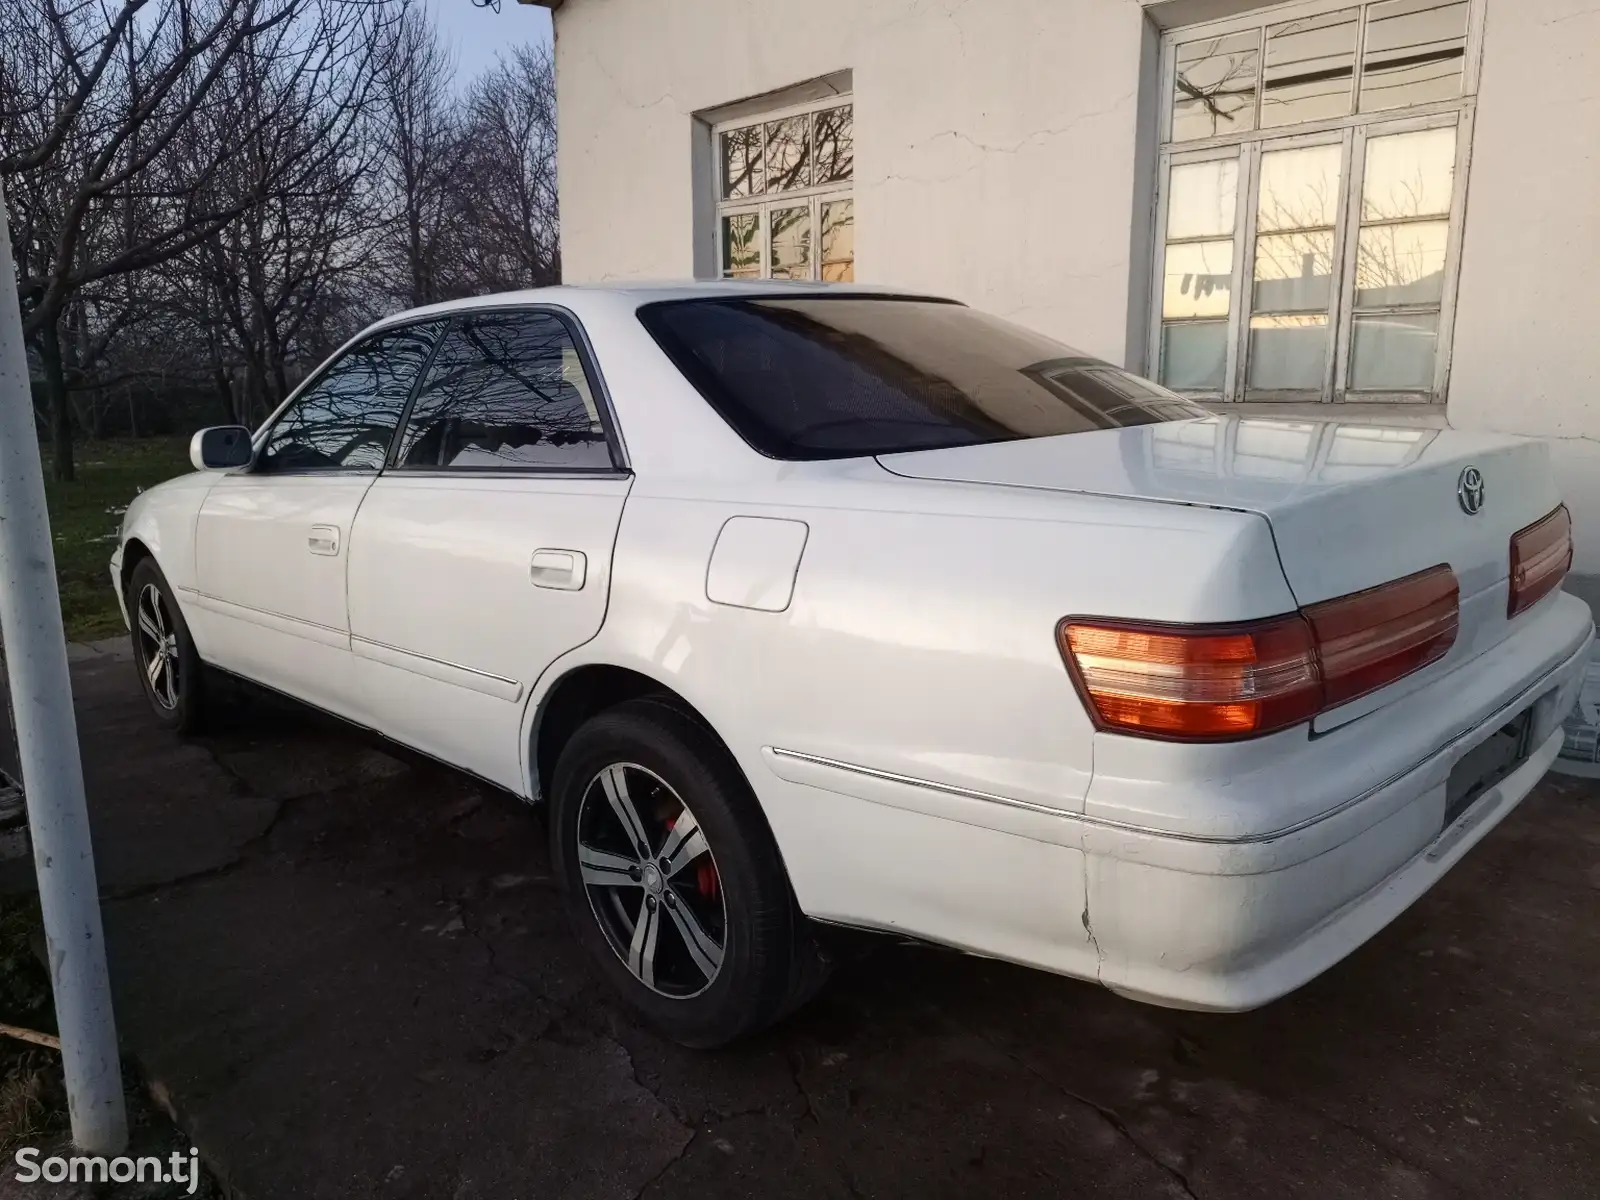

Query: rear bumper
<box><xmin>1087</xmin><ymin>595</ymin><xmax>1593</xmax><ymax>1010</ymax></box>
<box><xmin>764</xmin><ymin>593</ymin><xmax>1593</xmax><ymax>1011</ymax></box>
<box><xmin>1094</xmin><ymin>722</ymin><xmax>1571</xmax><ymax>1010</ymax></box>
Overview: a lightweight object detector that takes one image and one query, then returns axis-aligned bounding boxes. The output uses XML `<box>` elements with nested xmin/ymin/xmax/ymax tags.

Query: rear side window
<box><xmin>638</xmin><ymin>297</ymin><xmax>1206</xmax><ymax>460</ymax></box>
<box><xmin>397</xmin><ymin>310</ymin><xmax>613</xmax><ymax>470</ymax></box>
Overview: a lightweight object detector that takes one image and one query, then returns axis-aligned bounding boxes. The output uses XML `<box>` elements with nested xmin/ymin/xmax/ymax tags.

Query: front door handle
<box><xmin>531</xmin><ymin>548</ymin><xmax>586</xmax><ymax>591</ymax></box>
<box><xmin>308</xmin><ymin>524</ymin><xmax>341</xmax><ymax>556</ymax></box>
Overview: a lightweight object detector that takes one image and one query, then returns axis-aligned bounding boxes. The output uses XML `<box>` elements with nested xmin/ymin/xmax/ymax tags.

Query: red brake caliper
<box><xmin>696</xmin><ymin>861</ymin><xmax>720</xmax><ymax>901</ymax></box>
<box><xmin>665</xmin><ymin>815</ymin><xmax>720</xmax><ymax>899</ymax></box>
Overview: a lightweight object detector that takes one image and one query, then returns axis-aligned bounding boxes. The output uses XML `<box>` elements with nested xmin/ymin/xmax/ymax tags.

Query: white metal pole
<box><xmin>0</xmin><ymin>187</ymin><xmax>127</xmax><ymax>1152</ymax></box>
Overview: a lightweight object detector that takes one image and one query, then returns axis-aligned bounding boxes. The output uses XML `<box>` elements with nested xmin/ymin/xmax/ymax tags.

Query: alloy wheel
<box><xmin>135</xmin><ymin>583</ymin><xmax>180</xmax><ymax>710</ymax></box>
<box><xmin>576</xmin><ymin>762</ymin><xmax>727</xmax><ymax>998</ymax></box>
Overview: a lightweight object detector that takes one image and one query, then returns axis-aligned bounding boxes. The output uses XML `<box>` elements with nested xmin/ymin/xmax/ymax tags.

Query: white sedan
<box><xmin>112</xmin><ymin>283</ymin><xmax>1594</xmax><ymax>1046</ymax></box>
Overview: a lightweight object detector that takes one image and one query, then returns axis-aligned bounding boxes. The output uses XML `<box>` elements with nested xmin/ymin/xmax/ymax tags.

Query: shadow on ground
<box><xmin>12</xmin><ymin>649</ymin><xmax>1600</xmax><ymax>1198</ymax></box>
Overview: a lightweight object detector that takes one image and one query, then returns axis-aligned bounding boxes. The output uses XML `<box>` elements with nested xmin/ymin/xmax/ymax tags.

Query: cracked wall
<box><xmin>553</xmin><ymin>0</ymin><xmax>1600</xmax><ymax>582</ymax></box>
<box><xmin>553</xmin><ymin>0</ymin><xmax>1153</xmax><ymax>365</ymax></box>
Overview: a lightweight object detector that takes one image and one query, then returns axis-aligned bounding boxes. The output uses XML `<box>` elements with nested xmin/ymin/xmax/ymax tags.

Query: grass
<box><xmin>43</xmin><ymin>438</ymin><xmax>194</xmax><ymax>643</ymax></box>
<box><xmin>0</xmin><ymin>894</ymin><xmax>65</xmax><ymax>1153</ymax></box>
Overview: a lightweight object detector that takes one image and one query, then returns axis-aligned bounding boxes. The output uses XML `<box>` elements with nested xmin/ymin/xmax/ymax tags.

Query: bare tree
<box><xmin>1</xmin><ymin>0</ymin><xmax>561</xmax><ymax>464</ymax></box>
<box><xmin>182</xmin><ymin>12</ymin><xmax>392</xmax><ymax>424</ymax></box>
<box><xmin>452</xmin><ymin>44</ymin><xmax>559</xmax><ymax>293</ymax></box>
<box><xmin>372</xmin><ymin>5</ymin><xmax>460</xmax><ymax>308</ymax></box>
<box><xmin>0</xmin><ymin>0</ymin><xmax>396</xmax><ymax>478</ymax></box>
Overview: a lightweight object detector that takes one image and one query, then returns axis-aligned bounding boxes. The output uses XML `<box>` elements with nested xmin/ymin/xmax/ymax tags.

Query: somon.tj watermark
<box><xmin>14</xmin><ymin>1145</ymin><xmax>200</xmax><ymax>1191</ymax></box>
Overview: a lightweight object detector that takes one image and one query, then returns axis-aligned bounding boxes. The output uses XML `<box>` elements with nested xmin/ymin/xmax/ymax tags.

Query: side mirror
<box><xmin>190</xmin><ymin>426</ymin><xmax>254</xmax><ymax>471</ymax></box>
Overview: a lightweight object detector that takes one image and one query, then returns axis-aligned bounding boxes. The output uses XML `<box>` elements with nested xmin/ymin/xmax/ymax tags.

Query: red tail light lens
<box><xmin>1061</xmin><ymin>565</ymin><xmax>1459</xmax><ymax>742</ymax></box>
<box><xmin>1508</xmin><ymin>504</ymin><xmax>1572</xmax><ymax>618</ymax></box>
<box><xmin>1303</xmin><ymin>565</ymin><xmax>1459</xmax><ymax>707</ymax></box>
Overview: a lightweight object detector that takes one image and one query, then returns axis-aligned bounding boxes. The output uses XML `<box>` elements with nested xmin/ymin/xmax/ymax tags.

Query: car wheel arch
<box><xmin>120</xmin><ymin>537</ymin><xmax>156</xmax><ymax>600</ymax></box>
<box><xmin>530</xmin><ymin>663</ymin><xmax>732</xmax><ymax>804</ymax></box>
<box><xmin>528</xmin><ymin>665</ymin><xmax>796</xmax><ymax>880</ymax></box>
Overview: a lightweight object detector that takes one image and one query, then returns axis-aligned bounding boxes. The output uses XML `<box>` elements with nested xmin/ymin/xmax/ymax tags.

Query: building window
<box><xmin>715</xmin><ymin>99</ymin><xmax>854</xmax><ymax>282</ymax></box>
<box><xmin>1151</xmin><ymin>0</ymin><xmax>1478</xmax><ymax>403</ymax></box>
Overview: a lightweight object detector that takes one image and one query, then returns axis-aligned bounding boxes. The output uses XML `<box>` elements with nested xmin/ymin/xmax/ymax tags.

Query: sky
<box><xmin>425</xmin><ymin>0</ymin><xmax>553</xmax><ymax>90</ymax></box>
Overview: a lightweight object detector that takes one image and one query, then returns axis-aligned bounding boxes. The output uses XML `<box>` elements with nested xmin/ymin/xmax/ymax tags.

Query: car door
<box><xmin>346</xmin><ymin>308</ymin><xmax>631</xmax><ymax>791</ymax></box>
<box><xmin>189</xmin><ymin>322</ymin><xmax>445</xmax><ymax>718</ymax></box>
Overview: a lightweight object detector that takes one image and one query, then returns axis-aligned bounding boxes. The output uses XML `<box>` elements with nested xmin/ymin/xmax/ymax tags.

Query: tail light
<box><xmin>1301</xmin><ymin>566</ymin><xmax>1459</xmax><ymax>707</ymax></box>
<box><xmin>1508</xmin><ymin>504</ymin><xmax>1571</xmax><ymax>618</ymax></box>
<box><xmin>1060</xmin><ymin>565</ymin><xmax>1459</xmax><ymax>742</ymax></box>
<box><xmin>1062</xmin><ymin>620</ymin><xmax>1318</xmax><ymax>740</ymax></box>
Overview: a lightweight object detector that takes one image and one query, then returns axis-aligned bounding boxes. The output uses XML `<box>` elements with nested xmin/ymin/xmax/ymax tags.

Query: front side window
<box><xmin>1154</xmin><ymin>0</ymin><xmax>1474</xmax><ymax>403</ymax></box>
<box><xmin>639</xmin><ymin>297</ymin><xmax>1205</xmax><ymax>462</ymax></box>
<box><xmin>396</xmin><ymin>311</ymin><xmax>612</xmax><ymax>471</ymax></box>
<box><xmin>257</xmin><ymin>323</ymin><xmax>443</xmax><ymax>472</ymax></box>
<box><xmin>715</xmin><ymin>99</ymin><xmax>854</xmax><ymax>282</ymax></box>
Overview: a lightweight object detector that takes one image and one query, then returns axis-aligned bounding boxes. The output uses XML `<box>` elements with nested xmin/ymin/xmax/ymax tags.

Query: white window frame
<box><xmin>712</xmin><ymin>92</ymin><xmax>854</xmax><ymax>282</ymax></box>
<box><xmin>1148</xmin><ymin>0</ymin><xmax>1486</xmax><ymax>404</ymax></box>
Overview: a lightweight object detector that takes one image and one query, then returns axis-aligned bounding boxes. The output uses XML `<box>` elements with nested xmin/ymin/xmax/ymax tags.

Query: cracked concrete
<box><xmin>5</xmin><ymin>650</ymin><xmax>1599</xmax><ymax>1198</ymax></box>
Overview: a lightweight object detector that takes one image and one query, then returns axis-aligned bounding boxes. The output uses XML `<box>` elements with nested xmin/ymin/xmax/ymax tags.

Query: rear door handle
<box><xmin>308</xmin><ymin>525</ymin><xmax>341</xmax><ymax>556</ymax></box>
<box><xmin>531</xmin><ymin>549</ymin><xmax>586</xmax><ymax>591</ymax></box>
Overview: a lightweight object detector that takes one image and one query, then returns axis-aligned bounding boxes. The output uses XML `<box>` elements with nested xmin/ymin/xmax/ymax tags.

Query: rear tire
<box><xmin>127</xmin><ymin>558</ymin><xmax>207</xmax><ymax>735</ymax></box>
<box><xmin>549</xmin><ymin>697</ymin><xmax>826</xmax><ymax>1047</ymax></box>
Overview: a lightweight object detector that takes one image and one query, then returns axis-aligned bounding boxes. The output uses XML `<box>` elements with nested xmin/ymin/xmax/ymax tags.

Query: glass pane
<box><xmin>1167</xmin><ymin>159</ymin><xmax>1239</xmax><ymax>239</ymax></box>
<box><xmin>814</xmin><ymin>106</ymin><xmax>854</xmax><ymax>184</ymax></box>
<box><xmin>1355</xmin><ymin>220</ymin><xmax>1448</xmax><ymax>306</ymax></box>
<box><xmin>1162</xmin><ymin>240</ymin><xmax>1233</xmax><ymax>319</ymax></box>
<box><xmin>1173</xmin><ymin>32</ymin><xmax>1259</xmax><ymax>142</ymax></box>
<box><xmin>1362</xmin><ymin>126</ymin><xmax>1456</xmax><ymax>221</ymax></box>
<box><xmin>765</xmin><ymin>116</ymin><xmax>810</xmax><ymax>193</ymax></box>
<box><xmin>721</xmin><ymin>212</ymin><xmax>760</xmax><ymax>278</ymax></box>
<box><xmin>261</xmin><ymin>324</ymin><xmax>442</xmax><ymax>472</ymax></box>
<box><xmin>769</xmin><ymin>206</ymin><xmax>811</xmax><ymax>279</ymax></box>
<box><xmin>397</xmin><ymin>313</ymin><xmax>610</xmax><ymax>470</ymax></box>
<box><xmin>1261</xmin><ymin>9</ymin><xmax>1358</xmax><ymax>128</ymax></box>
<box><xmin>1257</xmin><ymin>144</ymin><xmax>1342</xmax><ymax>231</ymax></box>
<box><xmin>1361</xmin><ymin>0</ymin><xmax>1469</xmax><ymax>112</ymax></box>
<box><xmin>1161</xmin><ymin>321</ymin><xmax>1228</xmax><ymax>391</ymax></box>
<box><xmin>637</xmin><ymin>299</ymin><xmax>1208</xmax><ymax>461</ymax></box>
<box><xmin>820</xmin><ymin>200</ymin><xmax>854</xmax><ymax>282</ymax></box>
<box><xmin>720</xmin><ymin>125</ymin><xmax>761</xmax><ymax>200</ymax></box>
<box><xmin>1252</xmin><ymin>230</ymin><xmax>1335</xmax><ymax>312</ymax></box>
<box><xmin>1350</xmin><ymin>313</ymin><xmax>1438</xmax><ymax>390</ymax></box>
<box><xmin>1248</xmin><ymin>314</ymin><xmax>1328</xmax><ymax>390</ymax></box>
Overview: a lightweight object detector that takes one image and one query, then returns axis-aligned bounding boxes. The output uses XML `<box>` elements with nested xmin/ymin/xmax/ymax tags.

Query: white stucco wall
<box><xmin>1447</xmin><ymin>0</ymin><xmax>1600</xmax><ymax>580</ymax></box>
<box><xmin>552</xmin><ymin>0</ymin><xmax>1600</xmax><ymax>581</ymax></box>
<box><xmin>552</xmin><ymin>0</ymin><xmax>1154</xmax><ymax>366</ymax></box>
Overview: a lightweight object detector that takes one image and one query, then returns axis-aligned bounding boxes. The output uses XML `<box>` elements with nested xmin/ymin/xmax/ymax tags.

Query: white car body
<box><xmin>112</xmin><ymin>283</ymin><xmax>1595</xmax><ymax>1012</ymax></box>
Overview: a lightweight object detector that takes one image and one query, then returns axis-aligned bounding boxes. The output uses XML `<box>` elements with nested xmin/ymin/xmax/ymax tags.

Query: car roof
<box><xmin>364</xmin><ymin>280</ymin><xmax>956</xmax><ymax>333</ymax></box>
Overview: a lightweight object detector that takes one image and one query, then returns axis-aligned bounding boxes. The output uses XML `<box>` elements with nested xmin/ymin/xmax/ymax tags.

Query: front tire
<box><xmin>127</xmin><ymin>558</ymin><xmax>206</xmax><ymax>734</ymax></box>
<box><xmin>550</xmin><ymin>698</ymin><xmax>822</xmax><ymax>1047</ymax></box>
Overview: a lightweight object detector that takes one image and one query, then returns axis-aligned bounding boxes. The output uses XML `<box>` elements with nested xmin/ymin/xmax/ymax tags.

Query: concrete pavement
<box><xmin>6</xmin><ymin>645</ymin><xmax>1600</xmax><ymax>1198</ymax></box>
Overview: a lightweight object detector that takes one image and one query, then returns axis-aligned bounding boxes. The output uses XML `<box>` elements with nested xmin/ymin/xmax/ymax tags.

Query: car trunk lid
<box><xmin>878</xmin><ymin>416</ymin><xmax>1562</xmax><ymax>728</ymax></box>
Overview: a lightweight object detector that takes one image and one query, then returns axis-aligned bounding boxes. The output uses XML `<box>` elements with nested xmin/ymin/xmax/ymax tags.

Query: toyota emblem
<box><xmin>1458</xmin><ymin>466</ymin><xmax>1485</xmax><ymax>515</ymax></box>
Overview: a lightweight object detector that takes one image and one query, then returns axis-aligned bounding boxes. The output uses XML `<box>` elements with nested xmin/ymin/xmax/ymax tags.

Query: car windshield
<box><xmin>637</xmin><ymin>296</ymin><xmax>1208</xmax><ymax>461</ymax></box>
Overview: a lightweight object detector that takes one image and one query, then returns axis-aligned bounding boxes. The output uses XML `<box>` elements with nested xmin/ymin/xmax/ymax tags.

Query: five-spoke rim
<box><xmin>576</xmin><ymin>763</ymin><xmax>727</xmax><ymax>998</ymax></box>
<box><xmin>134</xmin><ymin>583</ymin><xmax>180</xmax><ymax>711</ymax></box>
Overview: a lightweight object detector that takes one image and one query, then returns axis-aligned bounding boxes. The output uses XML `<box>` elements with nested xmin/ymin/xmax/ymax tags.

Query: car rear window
<box><xmin>637</xmin><ymin>296</ymin><xmax>1207</xmax><ymax>461</ymax></box>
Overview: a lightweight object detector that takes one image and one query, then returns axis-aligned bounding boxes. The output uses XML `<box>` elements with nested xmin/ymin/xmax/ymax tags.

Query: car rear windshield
<box><xmin>636</xmin><ymin>296</ymin><xmax>1207</xmax><ymax>461</ymax></box>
